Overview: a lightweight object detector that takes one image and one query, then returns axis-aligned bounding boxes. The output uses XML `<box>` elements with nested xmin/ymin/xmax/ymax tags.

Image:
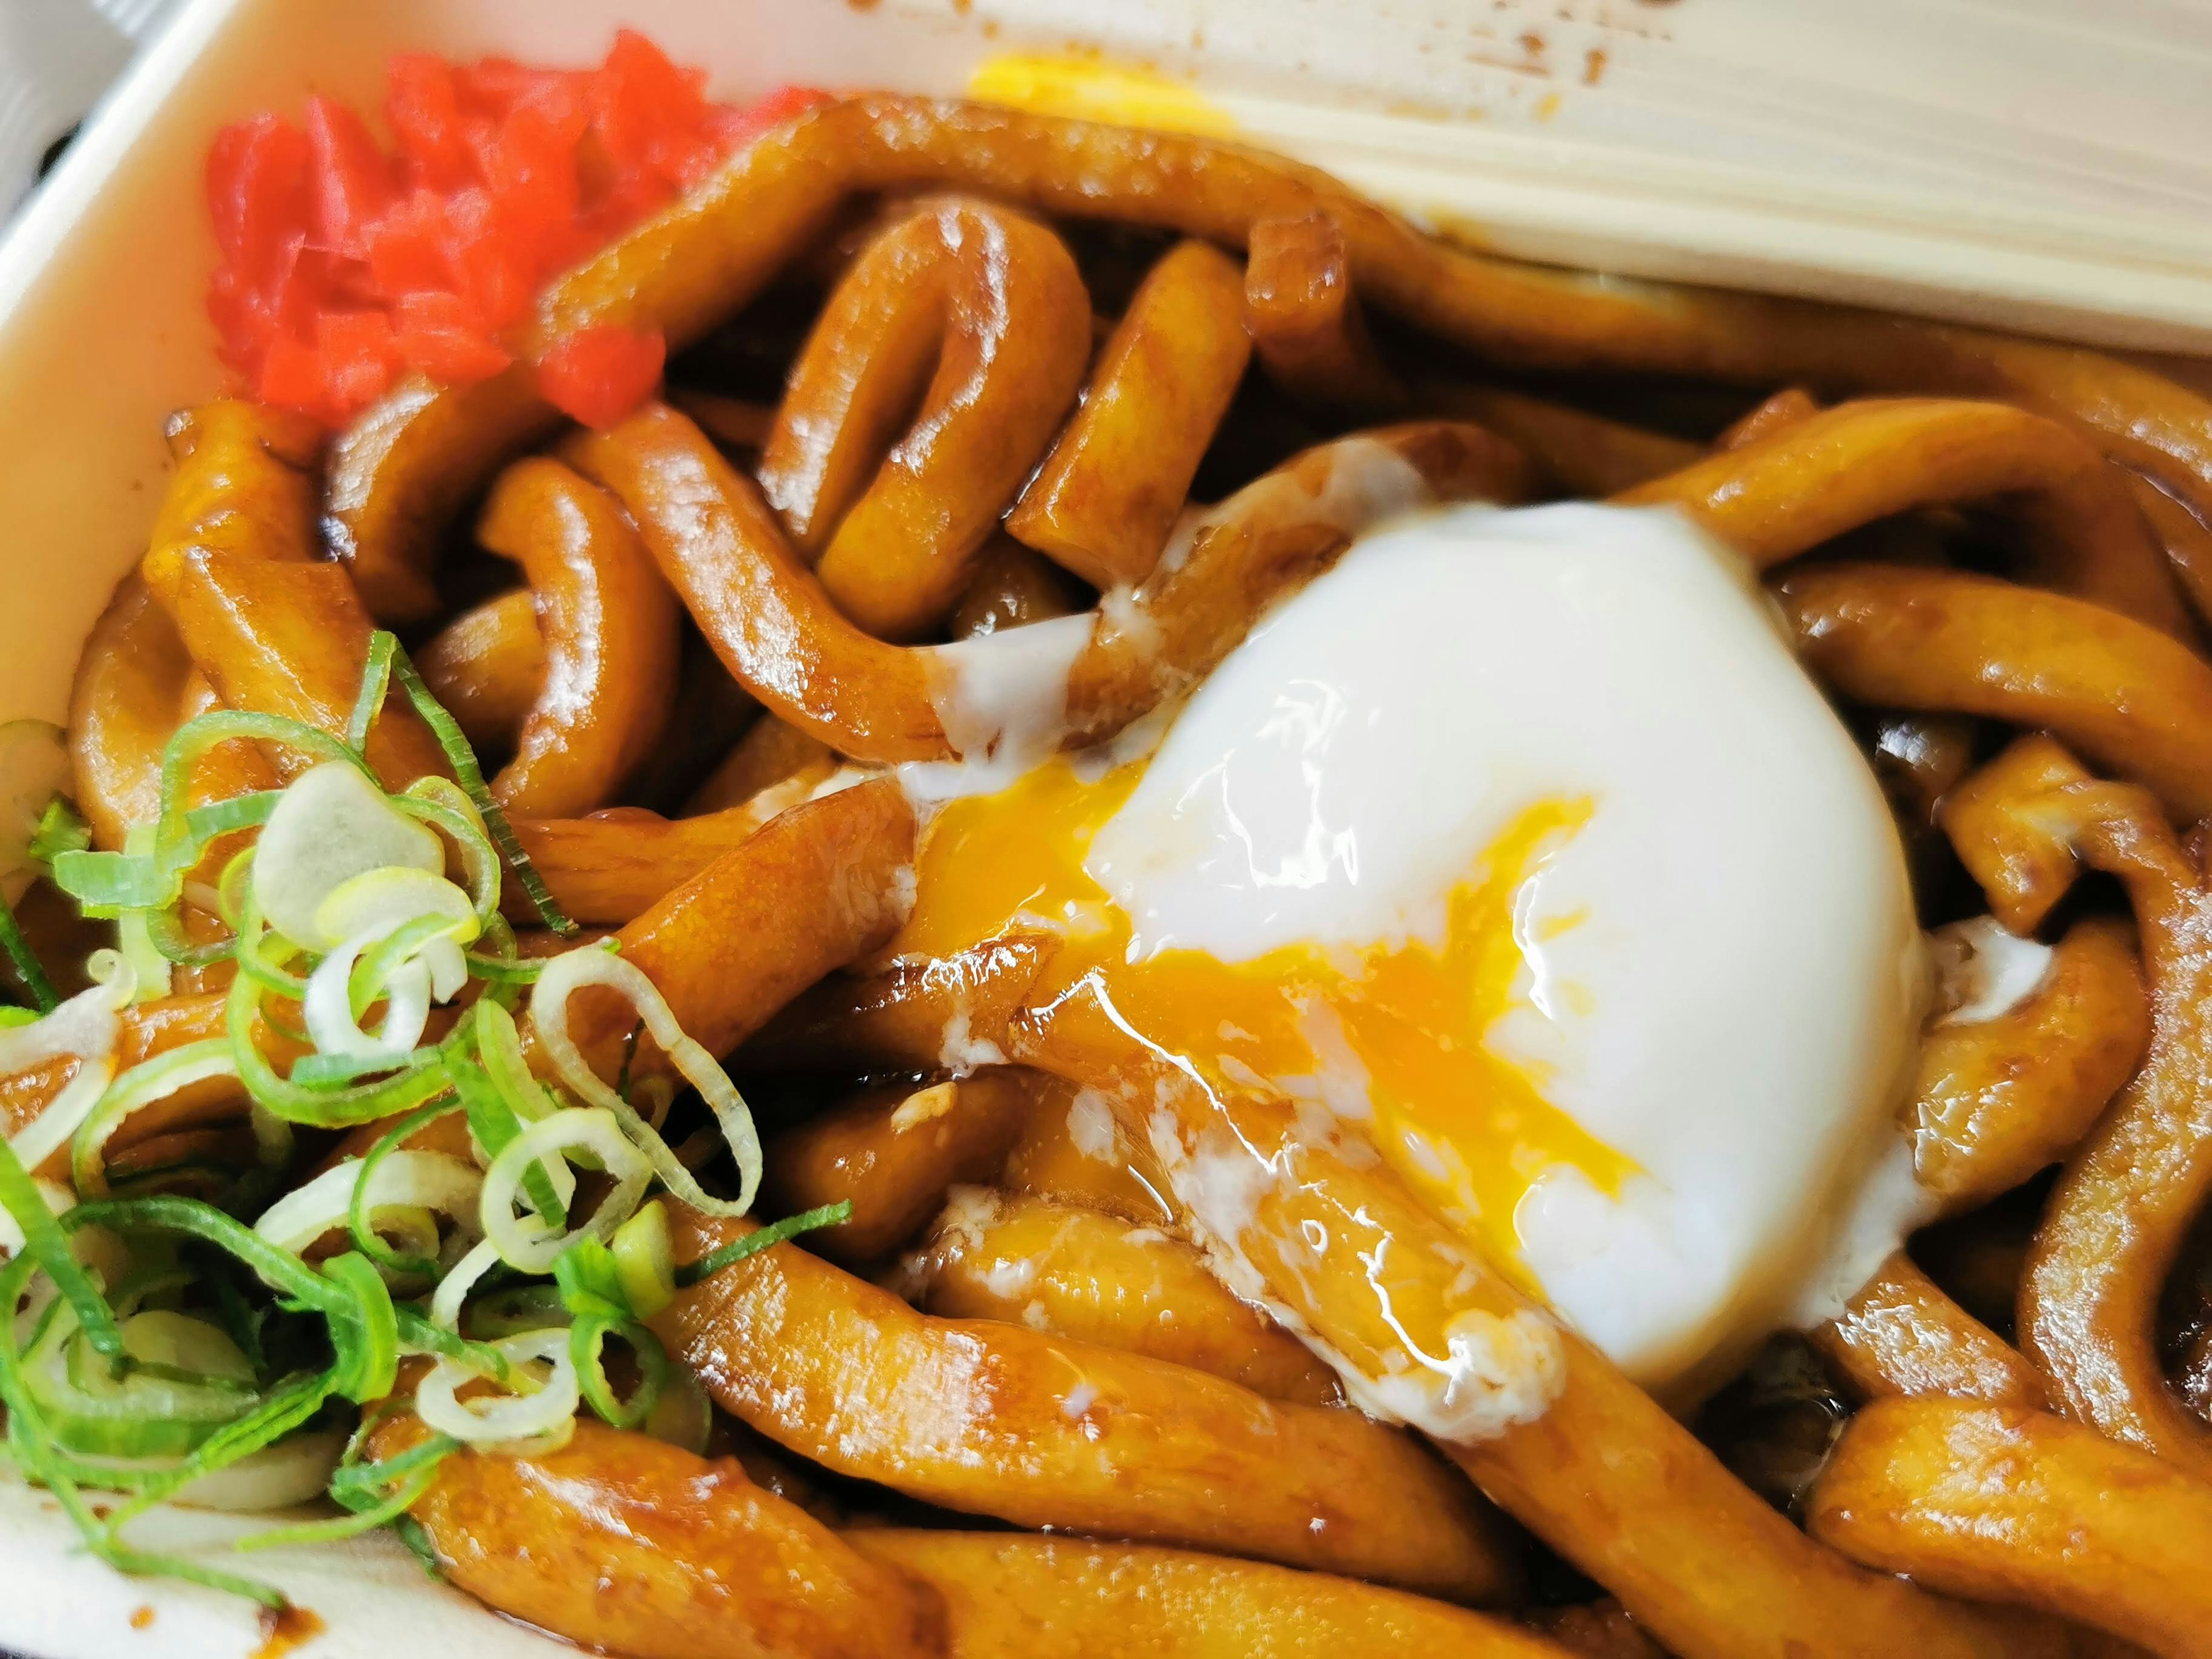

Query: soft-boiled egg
<box><xmin>891</xmin><ymin>501</ymin><xmax>1925</xmax><ymax>1394</ymax></box>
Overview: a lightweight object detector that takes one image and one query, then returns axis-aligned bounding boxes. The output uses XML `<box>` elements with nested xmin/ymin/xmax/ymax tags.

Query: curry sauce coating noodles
<box><xmin>377</xmin><ymin>1415</ymin><xmax>945</xmax><ymax>1659</ymax></box>
<box><xmin>325</xmin><ymin>96</ymin><xmax>2212</xmax><ymax>611</ymax></box>
<box><xmin>760</xmin><ymin>1073</ymin><xmax>1035</xmax><ymax>1264</ymax></box>
<box><xmin>1005</xmin><ymin>238</ymin><xmax>1251</xmax><ymax>589</ymax></box>
<box><xmin>467</xmin><ymin>456</ymin><xmax>681</xmax><ymax>816</ymax></box>
<box><xmin>419</xmin><ymin>588</ymin><xmax>547</xmax><ymax>752</ymax></box>
<box><xmin>35</xmin><ymin>60</ymin><xmax>2212</xmax><ymax>1659</ymax></box>
<box><xmin>566</xmin><ymin>404</ymin><xmax>1528</xmax><ymax>763</ymax></box>
<box><xmin>1809</xmin><ymin>1399</ymin><xmax>2212</xmax><ymax>1658</ymax></box>
<box><xmin>757</xmin><ymin>195</ymin><xmax>1092</xmax><ymax>641</ymax></box>
<box><xmin>900</xmin><ymin>1187</ymin><xmax>1343</xmax><ymax>1407</ymax></box>
<box><xmin>1617</xmin><ymin>398</ymin><xmax>2196</xmax><ymax>640</ymax></box>
<box><xmin>656</xmin><ymin>1205</ymin><xmax>1524</xmax><ymax>1604</ymax></box>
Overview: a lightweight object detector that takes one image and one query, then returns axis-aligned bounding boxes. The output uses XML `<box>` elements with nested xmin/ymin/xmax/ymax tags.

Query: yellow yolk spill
<box><xmin>965</xmin><ymin>54</ymin><xmax>1238</xmax><ymax>137</ymax></box>
<box><xmin>888</xmin><ymin>758</ymin><xmax>1636</xmax><ymax>1287</ymax></box>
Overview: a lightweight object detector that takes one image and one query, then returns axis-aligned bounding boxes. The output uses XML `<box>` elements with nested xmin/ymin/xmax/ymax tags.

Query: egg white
<box><xmin>1086</xmin><ymin>502</ymin><xmax>1925</xmax><ymax>1390</ymax></box>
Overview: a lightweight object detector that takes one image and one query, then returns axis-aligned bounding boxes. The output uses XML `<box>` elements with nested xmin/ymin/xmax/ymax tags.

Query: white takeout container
<box><xmin>3</xmin><ymin>1</ymin><xmax>2210</xmax><ymax>1653</ymax></box>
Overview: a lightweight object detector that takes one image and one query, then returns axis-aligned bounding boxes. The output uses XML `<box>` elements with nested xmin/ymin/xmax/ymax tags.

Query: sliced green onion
<box><xmin>384</xmin><ymin>637</ymin><xmax>575</xmax><ymax>937</ymax></box>
<box><xmin>479</xmin><ymin>1108</ymin><xmax>649</xmax><ymax>1274</ymax></box>
<box><xmin>427</xmin><ymin>1236</ymin><xmax>502</xmax><ymax>1333</ymax></box>
<box><xmin>610</xmin><ymin>1200</ymin><xmax>675</xmax><ymax>1320</ymax></box>
<box><xmin>569</xmin><ymin>1311</ymin><xmax>668</xmax><ymax>1431</ymax></box>
<box><xmin>25</xmin><ymin>796</ymin><xmax>90</xmax><ymax>870</ymax></box>
<box><xmin>0</xmin><ymin>1137</ymin><xmax>121</xmax><ymax>1365</ymax></box>
<box><xmin>228</xmin><ymin>972</ymin><xmax>450</xmax><ymax>1129</ymax></box>
<box><xmin>391</xmin><ymin>1306</ymin><xmax>512</xmax><ymax>1384</ymax></box>
<box><xmin>253</xmin><ymin>763</ymin><xmax>444</xmax><ymax>950</ymax></box>
<box><xmin>27</xmin><ymin>1306</ymin><xmax>259</xmax><ymax>1458</ymax></box>
<box><xmin>474</xmin><ymin>999</ymin><xmax>556</xmax><ymax>1122</ymax></box>
<box><xmin>462</xmin><ymin>1283</ymin><xmax>567</xmax><ymax>1339</ymax></box>
<box><xmin>529</xmin><ymin>946</ymin><xmax>763</xmax><ymax>1219</ymax></box>
<box><xmin>551</xmin><ymin>1236</ymin><xmax>670</xmax><ymax>1431</ymax></box>
<box><xmin>414</xmin><ymin>1327</ymin><xmax>577</xmax><ymax>1449</ymax></box>
<box><xmin>103</xmin><ymin>1368</ymin><xmax>336</xmax><ymax>1530</ymax></box>
<box><xmin>49</xmin><ymin>849</ymin><xmax>173</xmax><ymax>913</ymax></box>
<box><xmin>1</xmin><ymin>960</ymin><xmax>132</xmax><ymax>1173</ymax></box>
<box><xmin>287</xmin><ymin>1047</ymin><xmax>442</xmax><ymax>1089</ymax></box>
<box><xmin>319</xmin><ymin>1251</ymin><xmax>399</xmax><ymax>1405</ymax></box>
<box><xmin>70</xmin><ymin>1037</ymin><xmax>237</xmax><ymax>1198</ymax></box>
<box><xmin>347</xmin><ymin>1102</ymin><xmax>468</xmax><ymax>1281</ymax></box>
<box><xmin>140</xmin><ymin>906</ymin><xmax>236</xmax><ymax>969</ymax></box>
<box><xmin>393</xmin><ymin>778</ymin><xmax>502</xmax><ymax>926</ymax></box>
<box><xmin>449</xmin><ymin>1044</ymin><xmax>569</xmax><ymax>1230</ymax></box>
<box><xmin>346</xmin><ymin>631</ymin><xmax>397</xmax><ymax>756</ymax></box>
<box><xmin>0</xmin><ymin>885</ymin><xmax>56</xmax><ymax>1014</ymax></box>
<box><xmin>252</xmin><ymin>1149</ymin><xmax>479</xmax><ymax>1268</ymax></box>
<box><xmin>676</xmin><ymin>1202</ymin><xmax>854</xmax><ymax>1289</ymax></box>
<box><xmin>112</xmin><ymin>900</ymin><xmax>172</xmax><ymax>1003</ymax></box>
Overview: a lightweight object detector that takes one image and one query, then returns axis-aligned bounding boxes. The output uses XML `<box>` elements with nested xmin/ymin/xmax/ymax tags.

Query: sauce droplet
<box><xmin>252</xmin><ymin>1604</ymin><xmax>325</xmax><ymax>1659</ymax></box>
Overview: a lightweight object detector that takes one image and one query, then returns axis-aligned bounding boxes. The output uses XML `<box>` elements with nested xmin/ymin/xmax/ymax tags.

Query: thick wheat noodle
<box><xmin>1005</xmin><ymin>239</ymin><xmax>1251</xmax><ymax>589</ymax></box>
<box><xmin>1715</xmin><ymin>386</ymin><xmax>1819</xmax><ymax>450</ymax></box>
<box><xmin>760</xmin><ymin>1073</ymin><xmax>1036</xmax><ymax>1263</ymax></box>
<box><xmin>756</xmin><ymin>196</ymin><xmax>1092</xmax><ymax>641</ymax></box>
<box><xmin>323</xmin><ymin>94</ymin><xmax>2212</xmax><ymax>614</ymax></box>
<box><xmin>141</xmin><ymin>399</ymin><xmax>323</xmax><ymax>608</ymax></box>
<box><xmin>552</xmin><ymin>777</ymin><xmax>918</xmax><ymax>1082</ymax></box>
<box><xmin>376</xmin><ymin>1414</ymin><xmax>944</xmax><ymax>1659</ymax></box>
<box><xmin>1810</xmin><ymin>1252</ymin><xmax>2048</xmax><ymax>1408</ymax></box>
<box><xmin>162</xmin><ymin>550</ymin><xmax>451</xmax><ymax>789</ymax></box>
<box><xmin>850</xmin><ymin>1531</ymin><xmax>1575</xmax><ymax>1658</ymax></box>
<box><xmin>0</xmin><ymin>991</ymin><xmax>302</xmax><ymax>1179</ymax></box>
<box><xmin>1619</xmin><ymin>399</ymin><xmax>2196</xmax><ymax>640</ymax></box>
<box><xmin>505</xmin><ymin>766</ymin><xmax>834</xmax><ymax>926</ymax></box>
<box><xmin>997</xmin><ymin>1070</ymin><xmax>1179</xmax><ymax>1226</ymax></box>
<box><xmin>418</xmin><ymin>588</ymin><xmax>547</xmax><ymax>750</ymax></box>
<box><xmin>1417</xmin><ymin>384</ymin><xmax>1699</xmax><ymax>497</ymax></box>
<box><xmin>1012</xmin><ymin>985</ymin><xmax>2090</xmax><ymax>1659</ymax></box>
<box><xmin>1243</xmin><ymin>210</ymin><xmax>1406</xmax><ymax>415</ymax></box>
<box><xmin>655</xmin><ymin>1205</ymin><xmax>1524</xmax><ymax>1604</ymax></box>
<box><xmin>902</xmin><ymin>1186</ymin><xmax>1343</xmax><ymax>1407</ymax></box>
<box><xmin>2127</xmin><ymin>471</ymin><xmax>2212</xmax><ymax>627</ymax></box>
<box><xmin>683</xmin><ymin>713</ymin><xmax>835</xmax><ymax>815</ymax></box>
<box><xmin>1908</xmin><ymin>916</ymin><xmax>2148</xmax><ymax>1214</ymax></box>
<box><xmin>466</xmin><ymin>456</ymin><xmax>681</xmax><ymax>816</ymax></box>
<box><xmin>566</xmin><ymin>404</ymin><xmax>1528</xmax><ymax>764</ymax></box>
<box><xmin>2008</xmin><ymin>778</ymin><xmax>2212</xmax><ymax>1481</ymax></box>
<box><xmin>66</xmin><ymin>577</ymin><xmax>272</xmax><ymax>853</ymax></box>
<box><xmin>1777</xmin><ymin>564</ymin><xmax>2212</xmax><ymax>820</ymax></box>
<box><xmin>1808</xmin><ymin>1398</ymin><xmax>2212</xmax><ymax>1658</ymax></box>
<box><xmin>1938</xmin><ymin>734</ymin><xmax>2096</xmax><ymax>934</ymax></box>
<box><xmin>736</xmin><ymin>931</ymin><xmax>1062</xmax><ymax>1077</ymax></box>
<box><xmin>949</xmin><ymin>534</ymin><xmax>1087</xmax><ymax>638</ymax></box>
<box><xmin>759</xmin><ymin>946</ymin><xmax>2086</xmax><ymax>1657</ymax></box>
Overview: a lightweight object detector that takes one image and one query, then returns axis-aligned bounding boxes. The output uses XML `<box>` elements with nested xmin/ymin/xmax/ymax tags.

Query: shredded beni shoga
<box><xmin>0</xmin><ymin>632</ymin><xmax>840</xmax><ymax>1607</ymax></box>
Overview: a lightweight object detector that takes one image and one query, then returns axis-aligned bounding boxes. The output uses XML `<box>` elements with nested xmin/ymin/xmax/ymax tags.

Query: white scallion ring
<box><xmin>415</xmin><ymin>1328</ymin><xmax>579</xmax><ymax>1449</ymax></box>
<box><xmin>529</xmin><ymin>948</ymin><xmax>762</xmax><ymax>1217</ymax></box>
<box><xmin>251</xmin><ymin>1151</ymin><xmax>483</xmax><ymax>1258</ymax></box>
<box><xmin>479</xmin><ymin>1108</ymin><xmax>650</xmax><ymax>1274</ymax></box>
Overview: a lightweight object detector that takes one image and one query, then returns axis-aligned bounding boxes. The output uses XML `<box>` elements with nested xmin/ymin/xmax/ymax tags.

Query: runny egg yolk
<box><xmin>885</xmin><ymin>757</ymin><xmax>1635</xmax><ymax>1291</ymax></box>
<box><xmin>894</xmin><ymin>502</ymin><xmax>1923</xmax><ymax>1395</ymax></box>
